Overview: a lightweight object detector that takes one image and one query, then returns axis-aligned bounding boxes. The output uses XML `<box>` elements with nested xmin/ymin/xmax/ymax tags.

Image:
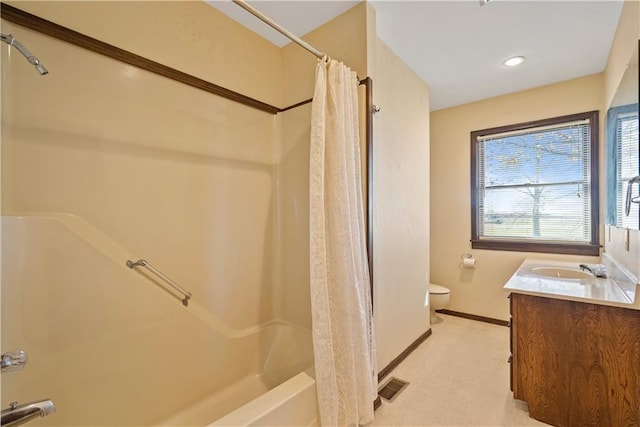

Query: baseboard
<box><xmin>436</xmin><ymin>309</ymin><xmax>509</xmax><ymax>327</ymax></box>
<box><xmin>377</xmin><ymin>328</ymin><xmax>432</xmax><ymax>382</ymax></box>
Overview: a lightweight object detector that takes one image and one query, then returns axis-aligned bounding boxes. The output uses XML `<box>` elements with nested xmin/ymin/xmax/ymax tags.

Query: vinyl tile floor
<box><xmin>370</xmin><ymin>314</ymin><xmax>550</xmax><ymax>426</ymax></box>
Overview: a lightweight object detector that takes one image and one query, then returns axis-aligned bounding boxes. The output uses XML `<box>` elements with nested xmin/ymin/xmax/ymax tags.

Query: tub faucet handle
<box><xmin>1</xmin><ymin>350</ymin><xmax>28</xmax><ymax>373</ymax></box>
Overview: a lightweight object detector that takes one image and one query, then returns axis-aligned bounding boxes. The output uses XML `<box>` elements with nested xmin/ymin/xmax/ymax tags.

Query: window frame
<box><xmin>606</xmin><ymin>103</ymin><xmax>639</xmax><ymax>228</ymax></box>
<box><xmin>470</xmin><ymin>111</ymin><xmax>600</xmax><ymax>256</ymax></box>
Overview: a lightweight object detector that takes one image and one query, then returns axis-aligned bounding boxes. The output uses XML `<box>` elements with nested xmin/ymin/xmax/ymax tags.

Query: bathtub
<box><xmin>162</xmin><ymin>370</ymin><xmax>319</xmax><ymax>426</ymax></box>
<box><xmin>212</xmin><ymin>371</ymin><xmax>318</xmax><ymax>427</ymax></box>
<box><xmin>2</xmin><ymin>215</ymin><xmax>317</xmax><ymax>426</ymax></box>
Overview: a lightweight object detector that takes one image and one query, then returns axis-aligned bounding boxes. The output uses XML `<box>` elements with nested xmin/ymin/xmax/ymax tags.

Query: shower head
<box><xmin>1</xmin><ymin>33</ymin><xmax>48</xmax><ymax>75</ymax></box>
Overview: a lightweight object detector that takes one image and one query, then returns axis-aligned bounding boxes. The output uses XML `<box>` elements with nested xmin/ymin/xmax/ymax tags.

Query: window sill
<box><xmin>471</xmin><ymin>239</ymin><xmax>600</xmax><ymax>256</ymax></box>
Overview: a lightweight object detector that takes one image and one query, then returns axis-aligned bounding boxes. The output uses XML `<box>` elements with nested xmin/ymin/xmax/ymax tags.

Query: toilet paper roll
<box><xmin>463</xmin><ymin>258</ymin><xmax>476</xmax><ymax>267</ymax></box>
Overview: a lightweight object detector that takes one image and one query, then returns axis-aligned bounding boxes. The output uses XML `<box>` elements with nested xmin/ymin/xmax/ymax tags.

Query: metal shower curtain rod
<box><xmin>231</xmin><ymin>0</ymin><xmax>326</xmax><ymax>59</ymax></box>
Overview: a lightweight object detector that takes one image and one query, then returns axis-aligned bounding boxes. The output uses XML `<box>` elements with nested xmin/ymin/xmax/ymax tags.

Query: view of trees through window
<box><xmin>479</xmin><ymin>122</ymin><xmax>591</xmax><ymax>241</ymax></box>
<box><xmin>471</xmin><ymin>111</ymin><xmax>599</xmax><ymax>255</ymax></box>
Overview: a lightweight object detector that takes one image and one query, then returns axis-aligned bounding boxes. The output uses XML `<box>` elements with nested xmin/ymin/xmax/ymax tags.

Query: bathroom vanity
<box><xmin>504</xmin><ymin>257</ymin><xmax>640</xmax><ymax>427</ymax></box>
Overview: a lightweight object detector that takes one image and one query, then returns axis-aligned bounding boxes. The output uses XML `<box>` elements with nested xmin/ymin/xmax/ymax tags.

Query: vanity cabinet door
<box><xmin>511</xmin><ymin>293</ymin><xmax>640</xmax><ymax>427</ymax></box>
<box><xmin>511</xmin><ymin>294</ymin><xmax>572</xmax><ymax>425</ymax></box>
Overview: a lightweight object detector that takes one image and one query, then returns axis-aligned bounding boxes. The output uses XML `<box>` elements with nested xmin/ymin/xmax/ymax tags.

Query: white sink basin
<box><xmin>531</xmin><ymin>267</ymin><xmax>592</xmax><ymax>280</ymax></box>
<box><xmin>504</xmin><ymin>257</ymin><xmax>639</xmax><ymax>309</ymax></box>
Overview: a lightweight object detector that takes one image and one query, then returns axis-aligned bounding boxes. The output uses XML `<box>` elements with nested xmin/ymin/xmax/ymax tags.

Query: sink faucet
<box><xmin>1</xmin><ymin>399</ymin><xmax>55</xmax><ymax>427</ymax></box>
<box><xmin>579</xmin><ymin>264</ymin><xmax>607</xmax><ymax>278</ymax></box>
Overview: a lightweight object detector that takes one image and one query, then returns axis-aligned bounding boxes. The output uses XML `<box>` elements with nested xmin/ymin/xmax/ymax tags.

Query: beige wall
<box><xmin>281</xmin><ymin>2</ymin><xmax>369</xmax><ymax>107</ymax></box>
<box><xmin>430</xmin><ymin>74</ymin><xmax>603</xmax><ymax>321</ymax></box>
<box><xmin>603</xmin><ymin>0</ymin><xmax>640</xmax><ymax>278</ymax></box>
<box><xmin>372</xmin><ymin>38</ymin><xmax>431</xmax><ymax>370</ymax></box>
<box><xmin>603</xmin><ymin>0</ymin><xmax>639</xmax><ymax>109</ymax></box>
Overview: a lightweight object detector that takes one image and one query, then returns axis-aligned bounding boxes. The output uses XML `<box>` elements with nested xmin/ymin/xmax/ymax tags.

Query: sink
<box><xmin>530</xmin><ymin>267</ymin><xmax>592</xmax><ymax>280</ymax></box>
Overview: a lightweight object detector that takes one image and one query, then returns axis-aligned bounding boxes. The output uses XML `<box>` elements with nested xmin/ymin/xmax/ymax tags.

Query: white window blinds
<box><xmin>615</xmin><ymin>112</ymin><xmax>639</xmax><ymax>229</ymax></box>
<box><xmin>476</xmin><ymin>119</ymin><xmax>592</xmax><ymax>242</ymax></box>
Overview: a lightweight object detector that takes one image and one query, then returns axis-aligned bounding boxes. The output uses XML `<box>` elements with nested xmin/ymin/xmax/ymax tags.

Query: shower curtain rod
<box><xmin>231</xmin><ymin>0</ymin><xmax>325</xmax><ymax>59</ymax></box>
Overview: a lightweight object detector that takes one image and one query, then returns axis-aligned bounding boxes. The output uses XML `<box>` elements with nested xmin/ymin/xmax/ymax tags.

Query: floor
<box><xmin>371</xmin><ymin>314</ymin><xmax>549</xmax><ymax>426</ymax></box>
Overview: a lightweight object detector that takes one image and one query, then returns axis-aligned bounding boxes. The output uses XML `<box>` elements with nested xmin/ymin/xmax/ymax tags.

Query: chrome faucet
<box><xmin>625</xmin><ymin>175</ymin><xmax>640</xmax><ymax>216</ymax></box>
<box><xmin>1</xmin><ymin>349</ymin><xmax>55</xmax><ymax>426</ymax></box>
<box><xmin>579</xmin><ymin>264</ymin><xmax>607</xmax><ymax>278</ymax></box>
<box><xmin>1</xmin><ymin>399</ymin><xmax>55</xmax><ymax>427</ymax></box>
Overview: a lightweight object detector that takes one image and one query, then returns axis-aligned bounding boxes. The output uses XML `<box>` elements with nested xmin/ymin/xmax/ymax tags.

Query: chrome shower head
<box><xmin>1</xmin><ymin>33</ymin><xmax>48</xmax><ymax>76</ymax></box>
<box><xmin>35</xmin><ymin>63</ymin><xmax>49</xmax><ymax>76</ymax></box>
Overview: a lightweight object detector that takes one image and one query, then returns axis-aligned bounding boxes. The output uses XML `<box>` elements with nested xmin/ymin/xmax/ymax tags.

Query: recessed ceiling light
<box><xmin>503</xmin><ymin>56</ymin><xmax>526</xmax><ymax>67</ymax></box>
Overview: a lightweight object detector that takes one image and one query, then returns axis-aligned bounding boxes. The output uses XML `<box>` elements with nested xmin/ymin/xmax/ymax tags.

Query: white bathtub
<box><xmin>2</xmin><ymin>215</ymin><xmax>317</xmax><ymax>426</ymax></box>
<box><xmin>210</xmin><ymin>371</ymin><xmax>319</xmax><ymax>427</ymax></box>
<box><xmin>209</xmin><ymin>372</ymin><xmax>320</xmax><ymax>427</ymax></box>
<box><xmin>161</xmin><ymin>370</ymin><xmax>319</xmax><ymax>427</ymax></box>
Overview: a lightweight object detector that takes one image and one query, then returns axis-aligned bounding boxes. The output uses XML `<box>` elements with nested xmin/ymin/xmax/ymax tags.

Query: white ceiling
<box><xmin>207</xmin><ymin>1</ymin><xmax>624</xmax><ymax>111</ymax></box>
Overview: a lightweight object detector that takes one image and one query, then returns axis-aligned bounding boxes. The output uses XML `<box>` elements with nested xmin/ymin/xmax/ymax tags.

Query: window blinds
<box><xmin>616</xmin><ymin>112</ymin><xmax>639</xmax><ymax>229</ymax></box>
<box><xmin>477</xmin><ymin>119</ymin><xmax>592</xmax><ymax>242</ymax></box>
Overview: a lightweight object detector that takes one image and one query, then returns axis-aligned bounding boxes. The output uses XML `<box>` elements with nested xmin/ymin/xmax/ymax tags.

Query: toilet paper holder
<box><xmin>460</xmin><ymin>253</ymin><xmax>476</xmax><ymax>267</ymax></box>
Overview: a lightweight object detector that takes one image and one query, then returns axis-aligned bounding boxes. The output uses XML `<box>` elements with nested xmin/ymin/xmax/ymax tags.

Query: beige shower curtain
<box><xmin>309</xmin><ymin>58</ymin><xmax>377</xmax><ymax>427</ymax></box>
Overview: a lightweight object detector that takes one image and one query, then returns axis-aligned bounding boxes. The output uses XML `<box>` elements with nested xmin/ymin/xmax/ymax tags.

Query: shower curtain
<box><xmin>309</xmin><ymin>58</ymin><xmax>377</xmax><ymax>427</ymax></box>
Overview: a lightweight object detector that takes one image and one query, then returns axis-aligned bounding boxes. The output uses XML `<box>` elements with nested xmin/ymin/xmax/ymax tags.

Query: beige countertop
<box><xmin>504</xmin><ymin>254</ymin><xmax>640</xmax><ymax>310</ymax></box>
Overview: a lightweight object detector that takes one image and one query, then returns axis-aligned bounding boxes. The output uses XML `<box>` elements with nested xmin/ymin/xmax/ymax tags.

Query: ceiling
<box><xmin>207</xmin><ymin>1</ymin><xmax>624</xmax><ymax>111</ymax></box>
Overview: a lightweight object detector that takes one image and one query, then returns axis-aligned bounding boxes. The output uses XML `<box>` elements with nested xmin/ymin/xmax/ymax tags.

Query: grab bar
<box><xmin>126</xmin><ymin>259</ymin><xmax>192</xmax><ymax>307</ymax></box>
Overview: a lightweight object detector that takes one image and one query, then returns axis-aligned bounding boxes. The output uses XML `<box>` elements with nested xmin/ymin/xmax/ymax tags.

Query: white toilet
<box><xmin>429</xmin><ymin>283</ymin><xmax>450</xmax><ymax>323</ymax></box>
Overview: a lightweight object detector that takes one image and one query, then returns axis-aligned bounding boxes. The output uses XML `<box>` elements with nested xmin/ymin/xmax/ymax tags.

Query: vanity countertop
<box><xmin>504</xmin><ymin>254</ymin><xmax>640</xmax><ymax>310</ymax></box>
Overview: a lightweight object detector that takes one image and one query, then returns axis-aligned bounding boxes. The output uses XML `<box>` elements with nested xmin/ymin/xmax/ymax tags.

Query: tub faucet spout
<box><xmin>1</xmin><ymin>399</ymin><xmax>55</xmax><ymax>427</ymax></box>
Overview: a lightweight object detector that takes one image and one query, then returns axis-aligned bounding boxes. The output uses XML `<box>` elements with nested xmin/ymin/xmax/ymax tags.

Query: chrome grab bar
<box><xmin>126</xmin><ymin>259</ymin><xmax>192</xmax><ymax>307</ymax></box>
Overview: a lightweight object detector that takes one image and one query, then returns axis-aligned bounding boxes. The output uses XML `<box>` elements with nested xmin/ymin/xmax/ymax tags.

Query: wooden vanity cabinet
<box><xmin>509</xmin><ymin>293</ymin><xmax>640</xmax><ymax>427</ymax></box>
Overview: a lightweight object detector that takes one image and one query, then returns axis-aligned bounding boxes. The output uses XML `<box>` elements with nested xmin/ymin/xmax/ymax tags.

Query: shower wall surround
<box><xmin>2</xmin><ymin>2</ymin><xmax>289</xmax><ymax>424</ymax></box>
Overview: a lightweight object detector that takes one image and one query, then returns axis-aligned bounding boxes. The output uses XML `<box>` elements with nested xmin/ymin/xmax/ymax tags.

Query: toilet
<box><xmin>429</xmin><ymin>283</ymin><xmax>450</xmax><ymax>323</ymax></box>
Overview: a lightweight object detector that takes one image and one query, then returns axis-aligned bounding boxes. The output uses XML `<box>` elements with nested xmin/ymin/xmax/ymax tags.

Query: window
<box><xmin>471</xmin><ymin>111</ymin><xmax>599</xmax><ymax>255</ymax></box>
<box><xmin>606</xmin><ymin>105</ymin><xmax>639</xmax><ymax>229</ymax></box>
